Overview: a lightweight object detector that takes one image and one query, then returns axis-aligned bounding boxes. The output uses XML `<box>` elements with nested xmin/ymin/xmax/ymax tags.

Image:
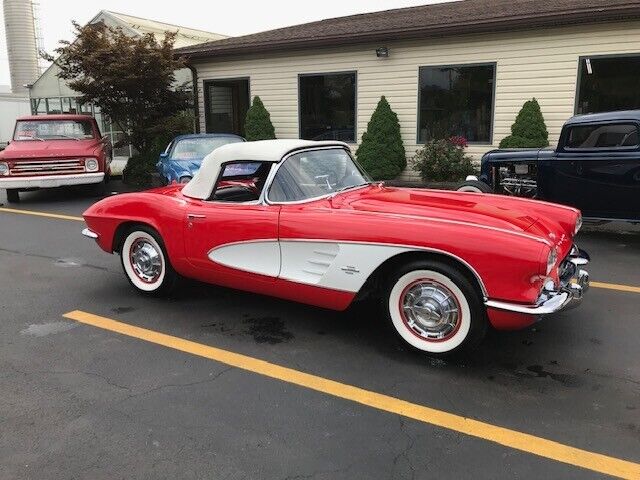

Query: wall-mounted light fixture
<box><xmin>376</xmin><ymin>47</ymin><xmax>389</xmax><ymax>58</ymax></box>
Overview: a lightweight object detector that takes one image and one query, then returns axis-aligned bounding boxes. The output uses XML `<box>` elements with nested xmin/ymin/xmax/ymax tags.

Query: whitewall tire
<box><xmin>384</xmin><ymin>261</ymin><xmax>487</xmax><ymax>355</ymax></box>
<box><xmin>456</xmin><ymin>180</ymin><xmax>493</xmax><ymax>194</ymax></box>
<box><xmin>120</xmin><ymin>227</ymin><xmax>177</xmax><ymax>295</ymax></box>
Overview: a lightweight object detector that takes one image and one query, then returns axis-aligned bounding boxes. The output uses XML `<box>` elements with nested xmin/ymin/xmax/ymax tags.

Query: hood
<box><xmin>164</xmin><ymin>159</ymin><xmax>203</xmax><ymax>178</ymax></box>
<box><xmin>335</xmin><ymin>185</ymin><xmax>575</xmax><ymax>246</ymax></box>
<box><xmin>0</xmin><ymin>139</ymin><xmax>101</xmax><ymax>160</ymax></box>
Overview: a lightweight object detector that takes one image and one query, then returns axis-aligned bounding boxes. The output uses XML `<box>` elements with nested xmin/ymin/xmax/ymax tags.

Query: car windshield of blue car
<box><xmin>171</xmin><ymin>137</ymin><xmax>240</xmax><ymax>161</ymax></box>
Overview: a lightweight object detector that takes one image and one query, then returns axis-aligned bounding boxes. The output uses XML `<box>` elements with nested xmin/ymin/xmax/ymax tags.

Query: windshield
<box><xmin>13</xmin><ymin>120</ymin><xmax>94</xmax><ymax>141</ymax></box>
<box><xmin>170</xmin><ymin>137</ymin><xmax>241</xmax><ymax>161</ymax></box>
<box><xmin>268</xmin><ymin>148</ymin><xmax>370</xmax><ymax>203</ymax></box>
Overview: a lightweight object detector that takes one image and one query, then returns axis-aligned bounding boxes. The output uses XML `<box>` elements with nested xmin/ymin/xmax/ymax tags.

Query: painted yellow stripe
<box><xmin>0</xmin><ymin>206</ymin><xmax>83</xmax><ymax>222</ymax></box>
<box><xmin>591</xmin><ymin>281</ymin><xmax>640</xmax><ymax>294</ymax></box>
<box><xmin>63</xmin><ymin>310</ymin><xmax>640</xmax><ymax>479</ymax></box>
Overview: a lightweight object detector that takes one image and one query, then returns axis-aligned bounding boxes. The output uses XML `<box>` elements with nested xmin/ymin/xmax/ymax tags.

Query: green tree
<box><xmin>356</xmin><ymin>96</ymin><xmax>406</xmax><ymax>180</ymax></box>
<box><xmin>49</xmin><ymin>21</ymin><xmax>190</xmax><ymax>153</ymax></box>
<box><xmin>499</xmin><ymin>98</ymin><xmax>550</xmax><ymax>148</ymax></box>
<box><xmin>244</xmin><ymin>96</ymin><xmax>276</xmax><ymax>141</ymax></box>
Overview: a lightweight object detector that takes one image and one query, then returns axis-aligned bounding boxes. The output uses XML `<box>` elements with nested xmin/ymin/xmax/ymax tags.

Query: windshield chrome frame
<box><xmin>262</xmin><ymin>146</ymin><xmax>371</xmax><ymax>206</ymax></box>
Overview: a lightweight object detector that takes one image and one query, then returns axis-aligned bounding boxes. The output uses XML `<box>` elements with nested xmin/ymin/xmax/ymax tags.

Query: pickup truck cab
<box><xmin>0</xmin><ymin>114</ymin><xmax>111</xmax><ymax>203</ymax></box>
<box><xmin>458</xmin><ymin>111</ymin><xmax>640</xmax><ymax>222</ymax></box>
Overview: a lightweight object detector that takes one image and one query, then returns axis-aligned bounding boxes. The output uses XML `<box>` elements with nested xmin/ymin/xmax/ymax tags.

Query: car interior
<box><xmin>209</xmin><ymin>161</ymin><xmax>273</xmax><ymax>202</ymax></box>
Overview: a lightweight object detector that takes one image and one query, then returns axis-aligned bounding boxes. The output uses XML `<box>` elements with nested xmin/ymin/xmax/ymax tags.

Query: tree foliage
<box><xmin>244</xmin><ymin>96</ymin><xmax>276</xmax><ymax>141</ymax></box>
<box><xmin>356</xmin><ymin>96</ymin><xmax>406</xmax><ymax>180</ymax></box>
<box><xmin>499</xmin><ymin>98</ymin><xmax>550</xmax><ymax>148</ymax></box>
<box><xmin>49</xmin><ymin>21</ymin><xmax>190</xmax><ymax>152</ymax></box>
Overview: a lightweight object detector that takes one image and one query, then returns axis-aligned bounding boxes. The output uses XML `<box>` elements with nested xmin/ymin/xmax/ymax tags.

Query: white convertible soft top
<box><xmin>182</xmin><ymin>139</ymin><xmax>349</xmax><ymax>200</ymax></box>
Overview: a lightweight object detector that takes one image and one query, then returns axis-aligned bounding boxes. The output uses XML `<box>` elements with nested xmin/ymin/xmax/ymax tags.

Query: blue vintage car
<box><xmin>157</xmin><ymin>133</ymin><xmax>245</xmax><ymax>184</ymax></box>
<box><xmin>457</xmin><ymin>111</ymin><xmax>640</xmax><ymax>223</ymax></box>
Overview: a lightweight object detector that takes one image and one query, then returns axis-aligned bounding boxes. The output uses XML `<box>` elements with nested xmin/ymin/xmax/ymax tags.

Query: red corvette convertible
<box><xmin>82</xmin><ymin>140</ymin><xmax>590</xmax><ymax>355</ymax></box>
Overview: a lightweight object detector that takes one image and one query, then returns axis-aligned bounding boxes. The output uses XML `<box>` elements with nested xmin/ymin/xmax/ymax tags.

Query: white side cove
<box><xmin>208</xmin><ymin>240</ymin><xmax>411</xmax><ymax>293</ymax></box>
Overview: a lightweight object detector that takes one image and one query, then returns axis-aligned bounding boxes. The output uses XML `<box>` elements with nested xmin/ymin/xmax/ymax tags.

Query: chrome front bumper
<box><xmin>0</xmin><ymin>172</ymin><xmax>104</xmax><ymax>189</ymax></box>
<box><xmin>486</xmin><ymin>246</ymin><xmax>590</xmax><ymax>316</ymax></box>
<box><xmin>82</xmin><ymin>228</ymin><xmax>99</xmax><ymax>239</ymax></box>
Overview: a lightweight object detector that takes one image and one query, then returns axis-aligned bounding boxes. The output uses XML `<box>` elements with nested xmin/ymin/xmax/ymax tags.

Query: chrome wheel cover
<box><xmin>400</xmin><ymin>280</ymin><xmax>461</xmax><ymax>341</ymax></box>
<box><xmin>129</xmin><ymin>238</ymin><xmax>163</xmax><ymax>283</ymax></box>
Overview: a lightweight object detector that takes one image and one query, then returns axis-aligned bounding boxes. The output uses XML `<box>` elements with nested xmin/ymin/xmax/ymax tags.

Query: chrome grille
<box><xmin>10</xmin><ymin>159</ymin><xmax>85</xmax><ymax>176</ymax></box>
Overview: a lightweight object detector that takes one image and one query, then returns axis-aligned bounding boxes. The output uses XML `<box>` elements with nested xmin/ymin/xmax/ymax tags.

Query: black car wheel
<box><xmin>456</xmin><ymin>180</ymin><xmax>493</xmax><ymax>193</ymax></box>
<box><xmin>6</xmin><ymin>189</ymin><xmax>19</xmax><ymax>203</ymax></box>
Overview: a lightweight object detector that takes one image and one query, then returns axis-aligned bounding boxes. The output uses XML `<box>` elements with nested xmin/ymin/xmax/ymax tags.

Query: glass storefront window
<box><xmin>418</xmin><ymin>63</ymin><xmax>495</xmax><ymax>143</ymax></box>
<box><xmin>576</xmin><ymin>55</ymin><xmax>640</xmax><ymax>114</ymax></box>
<box><xmin>299</xmin><ymin>72</ymin><xmax>356</xmax><ymax>142</ymax></box>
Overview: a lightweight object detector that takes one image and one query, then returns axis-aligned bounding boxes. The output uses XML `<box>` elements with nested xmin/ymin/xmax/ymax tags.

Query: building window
<box><xmin>576</xmin><ymin>55</ymin><xmax>640</xmax><ymax>114</ymax></box>
<box><xmin>418</xmin><ymin>63</ymin><xmax>495</xmax><ymax>143</ymax></box>
<box><xmin>299</xmin><ymin>72</ymin><xmax>356</xmax><ymax>142</ymax></box>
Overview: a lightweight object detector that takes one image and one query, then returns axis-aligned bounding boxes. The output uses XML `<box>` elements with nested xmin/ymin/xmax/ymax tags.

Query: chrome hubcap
<box><xmin>401</xmin><ymin>280</ymin><xmax>460</xmax><ymax>340</ymax></box>
<box><xmin>130</xmin><ymin>239</ymin><xmax>162</xmax><ymax>283</ymax></box>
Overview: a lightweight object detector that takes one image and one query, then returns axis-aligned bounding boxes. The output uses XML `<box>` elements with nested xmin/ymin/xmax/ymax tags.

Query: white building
<box><xmin>28</xmin><ymin>10</ymin><xmax>226</xmax><ymax>173</ymax></box>
<box><xmin>176</xmin><ymin>0</ymin><xmax>640</xmax><ymax>180</ymax></box>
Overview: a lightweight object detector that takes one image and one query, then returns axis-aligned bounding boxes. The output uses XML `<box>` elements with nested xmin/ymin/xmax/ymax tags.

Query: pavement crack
<box><xmin>4</xmin><ymin>364</ymin><xmax>130</xmax><ymax>390</ymax></box>
<box><xmin>120</xmin><ymin>367</ymin><xmax>233</xmax><ymax>403</ymax></box>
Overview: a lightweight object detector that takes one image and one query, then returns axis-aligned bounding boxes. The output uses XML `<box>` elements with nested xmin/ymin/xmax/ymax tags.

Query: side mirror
<box><xmin>159</xmin><ymin>152</ymin><xmax>169</xmax><ymax>160</ymax></box>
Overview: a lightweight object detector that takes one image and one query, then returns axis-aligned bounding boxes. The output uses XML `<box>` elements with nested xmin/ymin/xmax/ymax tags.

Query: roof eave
<box><xmin>175</xmin><ymin>7</ymin><xmax>640</xmax><ymax>60</ymax></box>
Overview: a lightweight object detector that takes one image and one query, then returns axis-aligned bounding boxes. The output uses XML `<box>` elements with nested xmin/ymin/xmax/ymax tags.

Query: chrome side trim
<box><xmin>82</xmin><ymin>228</ymin><xmax>98</xmax><ymax>239</ymax></box>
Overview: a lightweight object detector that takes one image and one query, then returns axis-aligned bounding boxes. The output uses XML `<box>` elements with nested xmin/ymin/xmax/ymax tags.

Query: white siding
<box><xmin>192</xmin><ymin>21</ymin><xmax>640</xmax><ymax>180</ymax></box>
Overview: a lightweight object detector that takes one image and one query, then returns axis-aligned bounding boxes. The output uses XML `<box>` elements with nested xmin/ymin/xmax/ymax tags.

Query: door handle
<box><xmin>187</xmin><ymin>213</ymin><xmax>206</xmax><ymax>220</ymax></box>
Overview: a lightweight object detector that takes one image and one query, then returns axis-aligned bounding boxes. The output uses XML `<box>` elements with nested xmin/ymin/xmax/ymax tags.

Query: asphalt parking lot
<box><xmin>1</xmin><ymin>185</ymin><xmax>639</xmax><ymax>480</ymax></box>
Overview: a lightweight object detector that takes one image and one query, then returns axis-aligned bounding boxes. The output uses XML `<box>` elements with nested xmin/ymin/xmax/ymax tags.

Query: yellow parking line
<box><xmin>591</xmin><ymin>281</ymin><xmax>640</xmax><ymax>294</ymax></box>
<box><xmin>63</xmin><ymin>310</ymin><xmax>640</xmax><ymax>479</ymax></box>
<box><xmin>0</xmin><ymin>206</ymin><xmax>83</xmax><ymax>222</ymax></box>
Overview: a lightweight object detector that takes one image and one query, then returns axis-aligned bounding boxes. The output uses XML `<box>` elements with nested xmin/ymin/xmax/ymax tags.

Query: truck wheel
<box><xmin>6</xmin><ymin>189</ymin><xmax>19</xmax><ymax>203</ymax></box>
<box><xmin>383</xmin><ymin>260</ymin><xmax>487</xmax><ymax>356</ymax></box>
<box><xmin>456</xmin><ymin>180</ymin><xmax>493</xmax><ymax>193</ymax></box>
<box><xmin>120</xmin><ymin>226</ymin><xmax>178</xmax><ymax>296</ymax></box>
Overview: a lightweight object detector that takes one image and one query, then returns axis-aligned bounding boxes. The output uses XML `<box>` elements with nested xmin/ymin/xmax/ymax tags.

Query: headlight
<box><xmin>0</xmin><ymin>162</ymin><xmax>8</xmax><ymax>176</ymax></box>
<box><xmin>574</xmin><ymin>213</ymin><xmax>582</xmax><ymax>235</ymax></box>
<box><xmin>179</xmin><ymin>176</ymin><xmax>192</xmax><ymax>184</ymax></box>
<box><xmin>85</xmin><ymin>158</ymin><xmax>99</xmax><ymax>172</ymax></box>
<box><xmin>546</xmin><ymin>247</ymin><xmax>558</xmax><ymax>274</ymax></box>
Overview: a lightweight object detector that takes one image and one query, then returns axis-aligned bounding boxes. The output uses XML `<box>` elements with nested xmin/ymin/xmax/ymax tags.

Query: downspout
<box><xmin>186</xmin><ymin>63</ymin><xmax>200</xmax><ymax>133</ymax></box>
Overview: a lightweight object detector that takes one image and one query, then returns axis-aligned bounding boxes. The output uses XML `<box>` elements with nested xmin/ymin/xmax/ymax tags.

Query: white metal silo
<box><xmin>3</xmin><ymin>0</ymin><xmax>40</xmax><ymax>94</ymax></box>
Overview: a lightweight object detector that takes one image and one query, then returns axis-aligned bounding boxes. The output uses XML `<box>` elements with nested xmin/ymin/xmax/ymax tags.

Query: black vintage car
<box><xmin>457</xmin><ymin>111</ymin><xmax>640</xmax><ymax>222</ymax></box>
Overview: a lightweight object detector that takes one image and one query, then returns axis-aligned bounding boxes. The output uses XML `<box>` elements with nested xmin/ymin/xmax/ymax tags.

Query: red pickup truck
<box><xmin>0</xmin><ymin>114</ymin><xmax>111</xmax><ymax>203</ymax></box>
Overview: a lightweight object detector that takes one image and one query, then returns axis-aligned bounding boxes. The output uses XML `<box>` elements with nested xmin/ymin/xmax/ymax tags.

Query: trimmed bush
<box><xmin>244</xmin><ymin>96</ymin><xmax>276</xmax><ymax>141</ymax></box>
<box><xmin>356</xmin><ymin>96</ymin><xmax>406</xmax><ymax>180</ymax></box>
<box><xmin>413</xmin><ymin>137</ymin><xmax>476</xmax><ymax>182</ymax></box>
<box><xmin>499</xmin><ymin>98</ymin><xmax>549</xmax><ymax>148</ymax></box>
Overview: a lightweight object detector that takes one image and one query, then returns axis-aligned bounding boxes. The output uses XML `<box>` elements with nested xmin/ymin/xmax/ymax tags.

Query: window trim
<box><xmin>560</xmin><ymin>121</ymin><xmax>640</xmax><ymax>152</ymax></box>
<box><xmin>416</xmin><ymin>61</ymin><xmax>497</xmax><ymax>146</ymax></box>
<box><xmin>574</xmin><ymin>53</ymin><xmax>640</xmax><ymax>115</ymax></box>
<box><xmin>297</xmin><ymin>71</ymin><xmax>358</xmax><ymax>144</ymax></box>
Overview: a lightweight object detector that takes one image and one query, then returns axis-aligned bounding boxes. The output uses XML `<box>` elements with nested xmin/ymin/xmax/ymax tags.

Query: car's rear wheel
<box><xmin>456</xmin><ymin>180</ymin><xmax>493</xmax><ymax>193</ymax></box>
<box><xmin>383</xmin><ymin>260</ymin><xmax>487</xmax><ymax>356</ymax></box>
<box><xmin>6</xmin><ymin>189</ymin><xmax>19</xmax><ymax>203</ymax></box>
<box><xmin>120</xmin><ymin>226</ymin><xmax>178</xmax><ymax>296</ymax></box>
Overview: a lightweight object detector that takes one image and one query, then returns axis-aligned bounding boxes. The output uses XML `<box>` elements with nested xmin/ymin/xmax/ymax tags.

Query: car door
<box><xmin>182</xmin><ymin>161</ymin><xmax>280</xmax><ymax>282</ymax></box>
<box><xmin>542</xmin><ymin>122</ymin><xmax>640</xmax><ymax>220</ymax></box>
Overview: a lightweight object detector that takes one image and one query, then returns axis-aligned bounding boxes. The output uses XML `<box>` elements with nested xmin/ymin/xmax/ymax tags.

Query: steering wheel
<box><xmin>314</xmin><ymin>172</ymin><xmax>339</xmax><ymax>190</ymax></box>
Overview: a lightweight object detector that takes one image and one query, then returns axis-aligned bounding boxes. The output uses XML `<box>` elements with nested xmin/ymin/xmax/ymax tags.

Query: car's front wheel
<box><xmin>120</xmin><ymin>226</ymin><xmax>178</xmax><ymax>296</ymax></box>
<box><xmin>6</xmin><ymin>189</ymin><xmax>19</xmax><ymax>203</ymax></box>
<box><xmin>383</xmin><ymin>260</ymin><xmax>487</xmax><ymax>356</ymax></box>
